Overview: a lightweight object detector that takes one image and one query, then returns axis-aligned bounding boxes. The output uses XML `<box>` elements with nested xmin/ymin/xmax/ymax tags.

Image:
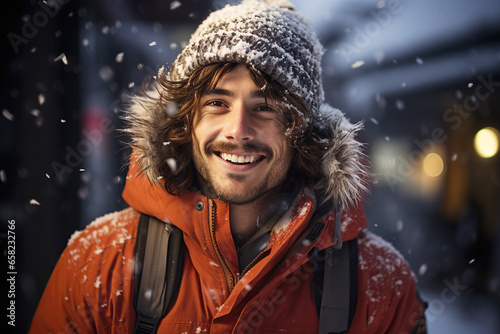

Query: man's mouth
<box><xmin>215</xmin><ymin>152</ymin><xmax>265</xmax><ymax>165</ymax></box>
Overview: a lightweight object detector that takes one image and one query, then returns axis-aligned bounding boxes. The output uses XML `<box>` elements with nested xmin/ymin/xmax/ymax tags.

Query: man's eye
<box><xmin>255</xmin><ymin>105</ymin><xmax>276</xmax><ymax>112</ymax></box>
<box><xmin>205</xmin><ymin>100</ymin><xmax>225</xmax><ymax>107</ymax></box>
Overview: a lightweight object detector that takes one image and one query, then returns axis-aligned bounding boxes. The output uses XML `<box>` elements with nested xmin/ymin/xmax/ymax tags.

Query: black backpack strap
<box><xmin>133</xmin><ymin>213</ymin><xmax>184</xmax><ymax>334</ymax></box>
<box><xmin>314</xmin><ymin>239</ymin><xmax>358</xmax><ymax>334</ymax></box>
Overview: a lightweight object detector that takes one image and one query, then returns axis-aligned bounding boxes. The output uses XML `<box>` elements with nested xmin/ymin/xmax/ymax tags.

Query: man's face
<box><xmin>191</xmin><ymin>65</ymin><xmax>292</xmax><ymax>205</ymax></box>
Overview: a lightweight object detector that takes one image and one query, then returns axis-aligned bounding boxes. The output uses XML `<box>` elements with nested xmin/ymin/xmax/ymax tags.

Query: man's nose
<box><xmin>222</xmin><ymin>105</ymin><xmax>256</xmax><ymax>143</ymax></box>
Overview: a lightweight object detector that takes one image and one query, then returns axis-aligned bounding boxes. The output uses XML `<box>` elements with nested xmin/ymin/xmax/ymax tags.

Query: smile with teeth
<box><xmin>218</xmin><ymin>152</ymin><xmax>263</xmax><ymax>165</ymax></box>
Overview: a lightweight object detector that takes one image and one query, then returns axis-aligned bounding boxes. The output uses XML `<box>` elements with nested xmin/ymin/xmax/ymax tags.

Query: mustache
<box><xmin>205</xmin><ymin>141</ymin><xmax>273</xmax><ymax>158</ymax></box>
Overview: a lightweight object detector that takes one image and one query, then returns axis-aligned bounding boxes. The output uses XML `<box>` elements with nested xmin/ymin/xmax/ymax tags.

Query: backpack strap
<box><xmin>133</xmin><ymin>214</ymin><xmax>184</xmax><ymax>334</ymax></box>
<box><xmin>315</xmin><ymin>239</ymin><xmax>358</xmax><ymax>334</ymax></box>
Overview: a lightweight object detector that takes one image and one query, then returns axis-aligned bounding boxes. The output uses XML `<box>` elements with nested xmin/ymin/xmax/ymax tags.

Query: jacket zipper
<box><xmin>236</xmin><ymin>248</ymin><xmax>271</xmax><ymax>282</ymax></box>
<box><xmin>209</xmin><ymin>200</ymin><xmax>236</xmax><ymax>292</ymax></box>
<box><xmin>209</xmin><ymin>200</ymin><xmax>272</xmax><ymax>290</ymax></box>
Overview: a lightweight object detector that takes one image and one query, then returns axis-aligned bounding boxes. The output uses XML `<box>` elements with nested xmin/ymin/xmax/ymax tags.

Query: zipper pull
<box><xmin>236</xmin><ymin>272</ymin><xmax>241</xmax><ymax>282</ymax></box>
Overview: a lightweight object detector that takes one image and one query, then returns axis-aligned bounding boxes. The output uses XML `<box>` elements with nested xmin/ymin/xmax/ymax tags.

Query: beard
<box><xmin>192</xmin><ymin>139</ymin><xmax>291</xmax><ymax>205</ymax></box>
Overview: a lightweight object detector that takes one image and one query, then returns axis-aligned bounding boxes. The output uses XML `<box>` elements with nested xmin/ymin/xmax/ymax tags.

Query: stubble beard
<box><xmin>192</xmin><ymin>140</ymin><xmax>291</xmax><ymax>205</ymax></box>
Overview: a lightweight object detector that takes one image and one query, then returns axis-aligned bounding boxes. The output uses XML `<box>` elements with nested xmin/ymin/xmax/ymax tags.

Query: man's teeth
<box><xmin>220</xmin><ymin>153</ymin><xmax>256</xmax><ymax>164</ymax></box>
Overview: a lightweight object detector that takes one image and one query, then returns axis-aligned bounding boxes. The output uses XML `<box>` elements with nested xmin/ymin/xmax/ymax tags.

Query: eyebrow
<box><xmin>202</xmin><ymin>88</ymin><xmax>266</xmax><ymax>99</ymax></box>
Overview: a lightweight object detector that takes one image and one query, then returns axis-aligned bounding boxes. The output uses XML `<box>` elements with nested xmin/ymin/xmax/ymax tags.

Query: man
<box><xmin>31</xmin><ymin>0</ymin><xmax>427</xmax><ymax>333</ymax></box>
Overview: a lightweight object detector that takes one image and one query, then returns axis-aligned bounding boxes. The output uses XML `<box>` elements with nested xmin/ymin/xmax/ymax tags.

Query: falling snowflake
<box><xmin>115</xmin><ymin>52</ymin><xmax>124</xmax><ymax>63</ymax></box>
<box><xmin>351</xmin><ymin>60</ymin><xmax>365</xmax><ymax>69</ymax></box>
<box><xmin>2</xmin><ymin>109</ymin><xmax>14</xmax><ymax>121</ymax></box>
<box><xmin>395</xmin><ymin>220</ymin><xmax>404</xmax><ymax>232</ymax></box>
<box><xmin>165</xmin><ymin>102</ymin><xmax>177</xmax><ymax>116</ymax></box>
<box><xmin>54</xmin><ymin>53</ymin><xmax>68</xmax><ymax>65</ymax></box>
<box><xmin>38</xmin><ymin>94</ymin><xmax>45</xmax><ymax>105</ymax></box>
<box><xmin>170</xmin><ymin>1</ymin><xmax>182</xmax><ymax>10</ymax></box>
<box><xmin>99</xmin><ymin>66</ymin><xmax>114</xmax><ymax>81</ymax></box>
<box><xmin>395</xmin><ymin>99</ymin><xmax>405</xmax><ymax>110</ymax></box>
<box><xmin>418</xmin><ymin>263</ymin><xmax>427</xmax><ymax>276</ymax></box>
<box><xmin>30</xmin><ymin>199</ymin><xmax>41</xmax><ymax>206</ymax></box>
<box><xmin>166</xmin><ymin>158</ymin><xmax>177</xmax><ymax>173</ymax></box>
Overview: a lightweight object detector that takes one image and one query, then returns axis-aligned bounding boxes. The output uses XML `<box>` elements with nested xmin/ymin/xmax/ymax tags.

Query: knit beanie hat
<box><xmin>166</xmin><ymin>0</ymin><xmax>325</xmax><ymax>118</ymax></box>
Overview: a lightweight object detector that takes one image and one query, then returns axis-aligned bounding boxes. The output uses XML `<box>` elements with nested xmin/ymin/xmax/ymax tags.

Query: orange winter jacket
<box><xmin>31</xmin><ymin>85</ymin><xmax>425</xmax><ymax>333</ymax></box>
<box><xmin>30</xmin><ymin>161</ymin><xmax>425</xmax><ymax>333</ymax></box>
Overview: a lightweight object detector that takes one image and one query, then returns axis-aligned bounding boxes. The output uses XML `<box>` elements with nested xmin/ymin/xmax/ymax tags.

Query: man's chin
<box><xmin>217</xmin><ymin>194</ymin><xmax>265</xmax><ymax>206</ymax></box>
<box><xmin>213</xmin><ymin>187</ymin><xmax>254</xmax><ymax>205</ymax></box>
<box><xmin>211</xmin><ymin>181</ymin><xmax>278</xmax><ymax>206</ymax></box>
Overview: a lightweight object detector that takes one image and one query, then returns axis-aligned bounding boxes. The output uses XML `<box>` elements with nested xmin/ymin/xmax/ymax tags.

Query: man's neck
<box><xmin>229</xmin><ymin>203</ymin><xmax>261</xmax><ymax>247</ymax></box>
<box><xmin>229</xmin><ymin>188</ymin><xmax>280</xmax><ymax>247</ymax></box>
<box><xmin>195</xmin><ymin>176</ymin><xmax>290</xmax><ymax>247</ymax></box>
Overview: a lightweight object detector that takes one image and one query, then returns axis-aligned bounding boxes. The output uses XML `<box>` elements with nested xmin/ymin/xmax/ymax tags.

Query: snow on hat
<box><xmin>166</xmin><ymin>0</ymin><xmax>325</xmax><ymax>117</ymax></box>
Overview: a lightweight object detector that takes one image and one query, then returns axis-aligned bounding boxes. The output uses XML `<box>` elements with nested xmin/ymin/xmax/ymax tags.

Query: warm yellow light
<box><xmin>423</xmin><ymin>153</ymin><xmax>444</xmax><ymax>177</ymax></box>
<box><xmin>474</xmin><ymin>127</ymin><xmax>499</xmax><ymax>158</ymax></box>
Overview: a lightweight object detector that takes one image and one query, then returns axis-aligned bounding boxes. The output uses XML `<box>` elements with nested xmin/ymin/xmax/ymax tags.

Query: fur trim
<box><xmin>121</xmin><ymin>88</ymin><xmax>168</xmax><ymax>184</ymax></box>
<box><xmin>312</xmin><ymin>104</ymin><xmax>369</xmax><ymax>211</ymax></box>
<box><xmin>122</xmin><ymin>91</ymin><xmax>368</xmax><ymax>209</ymax></box>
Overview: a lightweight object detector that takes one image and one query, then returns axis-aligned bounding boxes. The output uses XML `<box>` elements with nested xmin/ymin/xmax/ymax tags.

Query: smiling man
<box><xmin>31</xmin><ymin>1</ymin><xmax>427</xmax><ymax>333</ymax></box>
<box><xmin>192</xmin><ymin>64</ymin><xmax>292</xmax><ymax>205</ymax></box>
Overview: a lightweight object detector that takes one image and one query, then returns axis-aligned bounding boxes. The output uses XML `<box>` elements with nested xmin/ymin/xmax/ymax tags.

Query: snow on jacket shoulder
<box><xmin>354</xmin><ymin>231</ymin><xmax>424</xmax><ymax>333</ymax></box>
<box><xmin>30</xmin><ymin>208</ymin><xmax>140</xmax><ymax>334</ymax></box>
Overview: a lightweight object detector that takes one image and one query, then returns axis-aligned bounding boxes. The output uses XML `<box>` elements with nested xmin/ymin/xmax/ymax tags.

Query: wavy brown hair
<box><xmin>155</xmin><ymin>62</ymin><xmax>333</xmax><ymax>195</ymax></box>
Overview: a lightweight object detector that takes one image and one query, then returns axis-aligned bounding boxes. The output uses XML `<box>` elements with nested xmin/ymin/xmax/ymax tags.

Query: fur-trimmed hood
<box><xmin>122</xmin><ymin>87</ymin><xmax>368</xmax><ymax>215</ymax></box>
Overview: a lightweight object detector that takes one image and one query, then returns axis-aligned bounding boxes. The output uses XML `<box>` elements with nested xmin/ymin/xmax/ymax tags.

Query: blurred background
<box><xmin>1</xmin><ymin>0</ymin><xmax>499</xmax><ymax>332</ymax></box>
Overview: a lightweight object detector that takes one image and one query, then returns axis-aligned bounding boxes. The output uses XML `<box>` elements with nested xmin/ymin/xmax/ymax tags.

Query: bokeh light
<box><xmin>474</xmin><ymin>127</ymin><xmax>499</xmax><ymax>158</ymax></box>
<box><xmin>423</xmin><ymin>152</ymin><xmax>444</xmax><ymax>177</ymax></box>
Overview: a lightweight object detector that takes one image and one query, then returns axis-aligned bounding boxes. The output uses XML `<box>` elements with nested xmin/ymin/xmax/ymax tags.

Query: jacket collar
<box><xmin>123</xmin><ymin>158</ymin><xmax>367</xmax><ymax>315</ymax></box>
<box><xmin>123</xmin><ymin>158</ymin><xmax>367</xmax><ymax>248</ymax></box>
